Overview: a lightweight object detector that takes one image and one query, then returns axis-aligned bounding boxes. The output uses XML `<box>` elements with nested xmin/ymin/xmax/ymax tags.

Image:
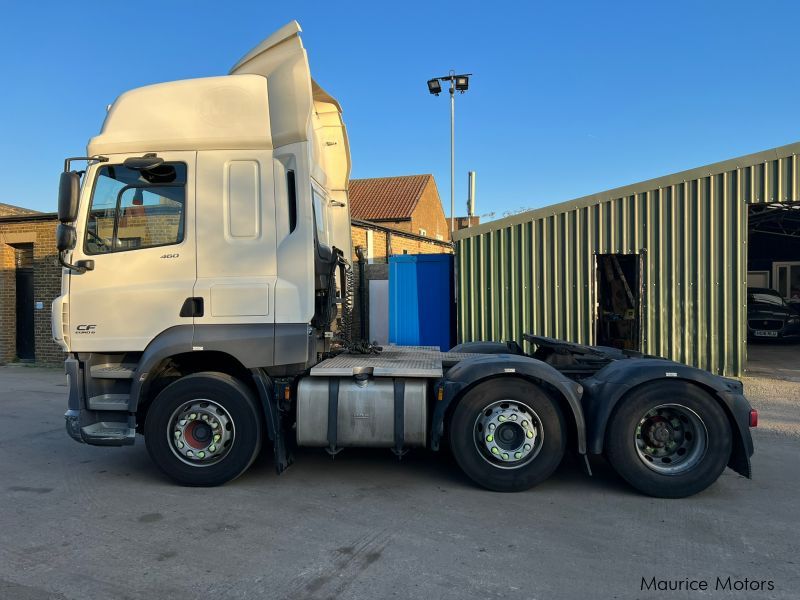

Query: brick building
<box><xmin>454</xmin><ymin>216</ymin><xmax>481</xmax><ymax>231</ymax></box>
<box><xmin>349</xmin><ymin>174</ymin><xmax>451</xmax><ymax>241</ymax></box>
<box><xmin>0</xmin><ymin>206</ymin><xmax>63</xmax><ymax>365</ymax></box>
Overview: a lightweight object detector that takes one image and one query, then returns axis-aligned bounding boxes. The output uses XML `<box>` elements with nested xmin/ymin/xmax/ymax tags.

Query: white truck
<box><xmin>53</xmin><ymin>22</ymin><xmax>756</xmax><ymax>497</ymax></box>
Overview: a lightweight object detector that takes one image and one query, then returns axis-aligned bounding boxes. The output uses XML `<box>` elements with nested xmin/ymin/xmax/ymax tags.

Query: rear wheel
<box><xmin>449</xmin><ymin>379</ymin><xmax>566</xmax><ymax>492</ymax></box>
<box><xmin>144</xmin><ymin>372</ymin><xmax>262</xmax><ymax>486</ymax></box>
<box><xmin>605</xmin><ymin>381</ymin><xmax>731</xmax><ymax>498</ymax></box>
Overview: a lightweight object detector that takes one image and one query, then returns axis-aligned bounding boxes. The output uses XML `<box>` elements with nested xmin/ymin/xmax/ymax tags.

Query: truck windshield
<box><xmin>84</xmin><ymin>163</ymin><xmax>186</xmax><ymax>254</ymax></box>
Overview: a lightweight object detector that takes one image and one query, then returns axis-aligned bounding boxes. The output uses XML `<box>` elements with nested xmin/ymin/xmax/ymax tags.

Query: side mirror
<box><xmin>58</xmin><ymin>171</ymin><xmax>81</xmax><ymax>223</ymax></box>
<box><xmin>56</xmin><ymin>223</ymin><xmax>76</xmax><ymax>251</ymax></box>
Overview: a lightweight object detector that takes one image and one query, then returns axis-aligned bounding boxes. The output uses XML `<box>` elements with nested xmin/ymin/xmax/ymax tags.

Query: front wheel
<box><xmin>449</xmin><ymin>379</ymin><xmax>566</xmax><ymax>492</ymax></box>
<box><xmin>144</xmin><ymin>372</ymin><xmax>263</xmax><ymax>486</ymax></box>
<box><xmin>605</xmin><ymin>381</ymin><xmax>732</xmax><ymax>498</ymax></box>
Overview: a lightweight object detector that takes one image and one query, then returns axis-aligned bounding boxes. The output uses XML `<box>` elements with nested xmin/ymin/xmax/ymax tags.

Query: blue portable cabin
<box><xmin>388</xmin><ymin>254</ymin><xmax>454</xmax><ymax>351</ymax></box>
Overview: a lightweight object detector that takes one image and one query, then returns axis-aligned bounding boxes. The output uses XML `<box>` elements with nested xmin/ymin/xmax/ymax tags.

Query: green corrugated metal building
<box><xmin>453</xmin><ymin>141</ymin><xmax>800</xmax><ymax>376</ymax></box>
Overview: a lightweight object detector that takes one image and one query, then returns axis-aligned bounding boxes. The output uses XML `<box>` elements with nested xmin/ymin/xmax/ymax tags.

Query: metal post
<box><xmin>449</xmin><ymin>78</ymin><xmax>455</xmax><ymax>235</ymax></box>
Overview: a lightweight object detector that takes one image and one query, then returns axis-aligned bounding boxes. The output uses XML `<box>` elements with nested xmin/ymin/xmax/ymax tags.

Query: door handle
<box><xmin>180</xmin><ymin>297</ymin><xmax>204</xmax><ymax>317</ymax></box>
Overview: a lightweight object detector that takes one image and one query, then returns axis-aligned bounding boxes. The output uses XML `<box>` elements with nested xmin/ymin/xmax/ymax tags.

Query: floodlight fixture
<box><xmin>427</xmin><ymin>78</ymin><xmax>442</xmax><ymax>96</ymax></box>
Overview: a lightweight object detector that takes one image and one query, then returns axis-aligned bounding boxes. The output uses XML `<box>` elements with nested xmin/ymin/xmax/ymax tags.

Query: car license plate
<box><xmin>754</xmin><ymin>330</ymin><xmax>778</xmax><ymax>337</ymax></box>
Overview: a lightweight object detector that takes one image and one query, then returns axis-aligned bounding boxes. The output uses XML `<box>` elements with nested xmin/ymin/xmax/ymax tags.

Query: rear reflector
<box><xmin>749</xmin><ymin>409</ymin><xmax>758</xmax><ymax>428</ymax></box>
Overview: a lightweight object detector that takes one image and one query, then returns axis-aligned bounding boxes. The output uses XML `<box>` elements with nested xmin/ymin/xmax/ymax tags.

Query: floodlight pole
<box><xmin>428</xmin><ymin>70</ymin><xmax>470</xmax><ymax>237</ymax></box>
<box><xmin>449</xmin><ymin>75</ymin><xmax>455</xmax><ymax>235</ymax></box>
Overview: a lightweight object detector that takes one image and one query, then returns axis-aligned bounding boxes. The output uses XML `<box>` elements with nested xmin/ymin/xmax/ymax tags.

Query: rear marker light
<box><xmin>749</xmin><ymin>410</ymin><xmax>758</xmax><ymax>428</ymax></box>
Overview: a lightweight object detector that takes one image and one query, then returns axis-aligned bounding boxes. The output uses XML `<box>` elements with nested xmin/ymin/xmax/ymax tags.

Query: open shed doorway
<box><xmin>595</xmin><ymin>254</ymin><xmax>640</xmax><ymax>351</ymax></box>
<box><xmin>746</xmin><ymin>202</ymin><xmax>800</xmax><ymax>376</ymax></box>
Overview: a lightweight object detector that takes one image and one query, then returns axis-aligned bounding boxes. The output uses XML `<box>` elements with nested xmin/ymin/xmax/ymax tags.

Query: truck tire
<box><xmin>144</xmin><ymin>372</ymin><xmax>263</xmax><ymax>486</ymax></box>
<box><xmin>605</xmin><ymin>381</ymin><xmax>731</xmax><ymax>498</ymax></box>
<box><xmin>449</xmin><ymin>379</ymin><xmax>566</xmax><ymax>492</ymax></box>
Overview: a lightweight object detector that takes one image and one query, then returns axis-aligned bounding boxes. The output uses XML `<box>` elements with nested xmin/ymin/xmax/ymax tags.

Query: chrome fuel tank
<box><xmin>296</xmin><ymin>376</ymin><xmax>427</xmax><ymax>448</ymax></box>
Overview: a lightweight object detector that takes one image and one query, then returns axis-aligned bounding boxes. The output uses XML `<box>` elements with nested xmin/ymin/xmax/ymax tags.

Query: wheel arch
<box><xmin>432</xmin><ymin>354</ymin><xmax>586</xmax><ymax>455</ymax></box>
<box><xmin>584</xmin><ymin>359</ymin><xmax>753</xmax><ymax>478</ymax></box>
<box><xmin>133</xmin><ymin>349</ymin><xmax>257</xmax><ymax>432</ymax></box>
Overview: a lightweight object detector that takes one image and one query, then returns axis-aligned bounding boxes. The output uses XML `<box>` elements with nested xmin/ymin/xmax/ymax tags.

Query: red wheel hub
<box><xmin>184</xmin><ymin>421</ymin><xmax>211</xmax><ymax>449</ymax></box>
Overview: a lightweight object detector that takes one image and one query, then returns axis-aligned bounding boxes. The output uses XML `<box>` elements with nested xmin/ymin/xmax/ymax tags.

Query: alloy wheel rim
<box><xmin>473</xmin><ymin>400</ymin><xmax>544</xmax><ymax>469</ymax></box>
<box><xmin>634</xmin><ymin>403</ymin><xmax>708</xmax><ymax>475</ymax></box>
<box><xmin>167</xmin><ymin>400</ymin><xmax>235</xmax><ymax>467</ymax></box>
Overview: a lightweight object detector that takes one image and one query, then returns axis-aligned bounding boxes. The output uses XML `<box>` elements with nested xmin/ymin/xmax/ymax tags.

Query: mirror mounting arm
<box><xmin>63</xmin><ymin>156</ymin><xmax>108</xmax><ymax>172</ymax></box>
<box><xmin>58</xmin><ymin>253</ymin><xmax>94</xmax><ymax>274</ymax></box>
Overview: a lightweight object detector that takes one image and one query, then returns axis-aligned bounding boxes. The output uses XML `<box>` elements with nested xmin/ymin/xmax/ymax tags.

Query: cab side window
<box><xmin>85</xmin><ymin>163</ymin><xmax>186</xmax><ymax>254</ymax></box>
<box><xmin>312</xmin><ymin>187</ymin><xmax>329</xmax><ymax>247</ymax></box>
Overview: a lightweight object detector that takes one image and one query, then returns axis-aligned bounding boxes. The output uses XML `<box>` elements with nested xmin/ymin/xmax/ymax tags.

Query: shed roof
<box><xmin>349</xmin><ymin>174</ymin><xmax>433</xmax><ymax>221</ymax></box>
<box><xmin>454</xmin><ymin>140</ymin><xmax>800</xmax><ymax>240</ymax></box>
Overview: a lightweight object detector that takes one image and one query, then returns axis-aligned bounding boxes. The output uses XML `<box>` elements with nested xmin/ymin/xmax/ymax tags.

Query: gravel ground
<box><xmin>741</xmin><ymin>376</ymin><xmax>800</xmax><ymax>440</ymax></box>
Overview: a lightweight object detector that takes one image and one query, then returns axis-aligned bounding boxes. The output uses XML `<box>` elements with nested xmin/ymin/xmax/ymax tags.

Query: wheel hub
<box><xmin>634</xmin><ymin>404</ymin><xmax>708</xmax><ymax>475</ymax></box>
<box><xmin>168</xmin><ymin>400</ymin><xmax>235</xmax><ymax>466</ymax></box>
<box><xmin>473</xmin><ymin>400</ymin><xmax>543</xmax><ymax>469</ymax></box>
<box><xmin>495</xmin><ymin>422</ymin><xmax>524</xmax><ymax>450</ymax></box>
<box><xmin>643</xmin><ymin>417</ymin><xmax>673</xmax><ymax>447</ymax></box>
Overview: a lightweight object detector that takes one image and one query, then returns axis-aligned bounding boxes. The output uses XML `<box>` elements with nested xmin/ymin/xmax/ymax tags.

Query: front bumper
<box><xmin>747</xmin><ymin>321</ymin><xmax>800</xmax><ymax>340</ymax></box>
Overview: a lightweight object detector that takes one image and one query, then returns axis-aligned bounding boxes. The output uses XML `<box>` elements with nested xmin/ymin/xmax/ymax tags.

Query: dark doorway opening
<box><xmin>13</xmin><ymin>243</ymin><xmax>35</xmax><ymax>361</ymax></box>
<box><xmin>746</xmin><ymin>202</ymin><xmax>800</xmax><ymax>376</ymax></box>
<box><xmin>596</xmin><ymin>253</ymin><xmax>640</xmax><ymax>350</ymax></box>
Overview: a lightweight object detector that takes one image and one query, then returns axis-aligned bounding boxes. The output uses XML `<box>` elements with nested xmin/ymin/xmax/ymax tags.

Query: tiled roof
<box><xmin>0</xmin><ymin>202</ymin><xmax>40</xmax><ymax>217</ymax></box>
<box><xmin>349</xmin><ymin>174</ymin><xmax>432</xmax><ymax>221</ymax></box>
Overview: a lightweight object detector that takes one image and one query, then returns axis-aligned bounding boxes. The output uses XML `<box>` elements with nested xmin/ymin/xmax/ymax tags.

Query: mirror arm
<box><xmin>63</xmin><ymin>156</ymin><xmax>108</xmax><ymax>172</ymax></box>
<box><xmin>58</xmin><ymin>252</ymin><xmax>94</xmax><ymax>274</ymax></box>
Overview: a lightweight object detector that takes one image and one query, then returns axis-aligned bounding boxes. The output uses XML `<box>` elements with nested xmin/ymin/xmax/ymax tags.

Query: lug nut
<box><xmin>491</xmin><ymin>447</ymin><xmax>499</xmax><ymax>455</ymax></box>
<box><xmin>526</xmin><ymin>431</ymin><xmax>534</xmax><ymax>439</ymax></box>
<box><xmin>486</xmin><ymin>435</ymin><xmax>494</xmax><ymax>442</ymax></box>
<box><xmin>514</xmin><ymin>452</ymin><xmax>522</xmax><ymax>459</ymax></box>
<box><xmin>524</xmin><ymin>444</ymin><xmax>531</xmax><ymax>451</ymax></box>
<box><xmin>510</xmin><ymin>414</ymin><xmax>517</xmax><ymax>421</ymax></box>
<box><xmin>198</xmin><ymin>451</ymin><xmax>205</xmax><ymax>458</ymax></box>
<box><xmin>209</xmin><ymin>445</ymin><xmax>217</xmax><ymax>452</ymax></box>
<box><xmin>213</xmin><ymin>434</ymin><xmax>221</xmax><ymax>442</ymax></box>
<box><xmin>189</xmin><ymin>413</ymin><xmax>197</xmax><ymax>420</ymax></box>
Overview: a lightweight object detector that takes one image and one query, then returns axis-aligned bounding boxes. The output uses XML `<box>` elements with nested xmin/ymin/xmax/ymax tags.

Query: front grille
<box><xmin>748</xmin><ymin>319</ymin><xmax>783</xmax><ymax>331</ymax></box>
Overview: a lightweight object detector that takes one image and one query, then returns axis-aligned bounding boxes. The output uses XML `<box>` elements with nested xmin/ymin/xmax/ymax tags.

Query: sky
<box><xmin>1</xmin><ymin>0</ymin><xmax>799</xmax><ymax>218</ymax></box>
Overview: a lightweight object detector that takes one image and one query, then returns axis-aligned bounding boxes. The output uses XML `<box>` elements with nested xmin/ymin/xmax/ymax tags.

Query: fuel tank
<box><xmin>296</xmin><ymin>376</ymin><xmax>427</xmax><ymax>448</ymax></box>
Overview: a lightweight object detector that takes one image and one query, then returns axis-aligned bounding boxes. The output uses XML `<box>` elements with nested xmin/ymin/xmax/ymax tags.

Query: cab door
<box><xmin>67</xmin><ymin>151</ymin><xmax>196</xmax><ymax>352</ymax></box>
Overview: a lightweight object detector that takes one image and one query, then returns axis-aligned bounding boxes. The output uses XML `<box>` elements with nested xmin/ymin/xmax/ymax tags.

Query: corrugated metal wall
<box><xmin>455</xmin><ymin>143</ymin><xmax>800</xmax><ymax>376</ymax></box>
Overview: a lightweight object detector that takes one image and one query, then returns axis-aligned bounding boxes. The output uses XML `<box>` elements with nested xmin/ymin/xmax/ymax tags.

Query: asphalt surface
<box><xmin>1</xmin><ymin>364</ymin><xmax>798</xmax><ymax>600</ymax></box>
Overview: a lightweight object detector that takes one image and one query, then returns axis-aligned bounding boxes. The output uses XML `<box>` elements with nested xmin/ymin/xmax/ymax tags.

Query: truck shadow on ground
<box><xmin>234</xmin><ymin>443</ymin><xmax>634</xmax><ymax>496</ymax></box>
<box><xmin>57</xmin><ymin>429</ymin><xmax>638</xmax><ymax>496</ymax></box>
